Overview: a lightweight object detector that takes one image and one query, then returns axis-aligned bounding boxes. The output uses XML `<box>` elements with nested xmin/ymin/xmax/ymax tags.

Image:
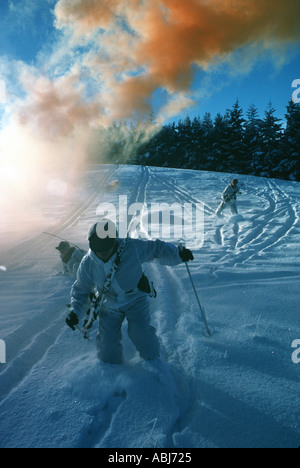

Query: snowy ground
<box><xmin>0</xmin><ymin>165</ymin><xmax>299</xmax><ymax>448</ymax></box>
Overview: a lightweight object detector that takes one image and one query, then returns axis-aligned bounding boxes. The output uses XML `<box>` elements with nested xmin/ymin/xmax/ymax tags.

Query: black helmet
<box><xmin>88</xmin><ymin>219</ymin><xmax>118</xmax><ymax>253</ymax></box>
<box><xmin>231</xmin><ymin>178</ymin><xmax>239</xmax><ymax>187</ymax></box>
<box><xmin>56</xmin><ymin>241</ymin><xmax>70</xmax><ymax>252</ymax></box>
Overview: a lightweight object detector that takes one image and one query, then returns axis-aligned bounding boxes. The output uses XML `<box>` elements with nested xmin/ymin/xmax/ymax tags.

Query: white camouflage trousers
<box><xmin>96</xmin><ymin>295</ymin><xmax>160</xmax><ymax>364</ymax></box>
<box><xmin>216</xmin><ymin>198</ymin><xmax>238</xmax><ymax>216</ymax></box>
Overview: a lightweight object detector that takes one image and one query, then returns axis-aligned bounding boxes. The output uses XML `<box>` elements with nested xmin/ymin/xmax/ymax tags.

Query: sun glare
<box><xmin>0</xmin><ymin>123</ymin><xmax>47</xmax><ymax>193</ymax></box>
<box><xmin>0</xmin><ymin>164</ymin><xmax>20</xmax><ymax>182</ymax></box>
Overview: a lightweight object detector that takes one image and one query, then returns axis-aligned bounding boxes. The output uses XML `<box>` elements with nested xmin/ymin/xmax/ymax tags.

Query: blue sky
<box><xmin>0</xmin><ymin>0</ymin><xmax>55</xmax><ymax>63</ymax></box>
<box><xmin>187</xmin><ymin>52</ymin><xmax>300</xmax><ymax>123</ymax></box>
<box><xmin>0</xmin><ymin>0</ymin><xmax>299</xmax><ymax>131</ymax></box>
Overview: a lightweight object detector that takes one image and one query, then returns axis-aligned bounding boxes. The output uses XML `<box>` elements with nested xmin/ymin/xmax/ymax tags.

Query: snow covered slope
<box><xmin>0</xmin><ymin>165</ymin><xmax>299</xmax><ymax>448</ymax></box>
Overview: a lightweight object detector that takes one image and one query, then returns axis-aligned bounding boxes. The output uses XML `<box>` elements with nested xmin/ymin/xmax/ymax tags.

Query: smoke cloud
<box><xmin>51</xmin><ymin>0</ymin><xmax>300</xmax><ymax>123</ymax></box>
<box><xmin>17</xmin><ymin>72</ymin><xmax>105</xmax><ymax>137</ymax></box>
<box><xmin>55</xmin><ymin>0</ymin><xmax>140</xmax><ymax>31</ymax></box>
<box><xmin>3</xmin><ymin>0</ymin><xmax>297</xmax><ymax>138</ymax></box>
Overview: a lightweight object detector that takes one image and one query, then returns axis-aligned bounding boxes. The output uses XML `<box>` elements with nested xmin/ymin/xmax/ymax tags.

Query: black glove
<box><xmin>66</xmin><ymin>311</ymin><xmax>79</xmax><ymax>331</ymax></box>
<box><xmin>179</xmin><ymin>246</ymin><xmax>194</xmax><ymax>263</ymax></box>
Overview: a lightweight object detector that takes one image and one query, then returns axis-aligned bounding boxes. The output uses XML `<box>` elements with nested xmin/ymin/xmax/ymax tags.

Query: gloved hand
<box><xmin>66</xmin><ymin>311</ymin><xmax>79</xmax><ymax>331</ymax></box>
<box><xmin>178</xmin><ymin>246</ymin><xmax>194</xmax><ymax>262</ymax></box>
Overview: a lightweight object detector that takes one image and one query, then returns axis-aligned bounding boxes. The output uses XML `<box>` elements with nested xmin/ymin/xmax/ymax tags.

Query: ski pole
<box><xmin>42</xmin><ymin>232</ymin><xmax>84</xmax><ymax>251</ymax></box>
<box><xmin>75</xmin><ymin>325</ymin><xmax>91</xmax><ymax>340</ymax></box>
<box><xmin>184</xmin><ymin>262</ymin><xmax>212</xmax><ymax>337</ymax></box>
<box><xmin>179</xmin><ymin>244</ymin><xmax>212</xmax><ymax>337</ymax></box>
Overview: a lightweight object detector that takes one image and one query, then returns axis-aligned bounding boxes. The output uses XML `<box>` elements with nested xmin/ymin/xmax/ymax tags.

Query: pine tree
<box><xmin>244</xmin><ymin>104</ymin><xmax>263</xmax><ymax>175</ymax></box>
<box><xmin>261</xmin><ymin>103</ymin><xmax>282</xmax><ymax>148</ymax></box>
<box><xmin>284</xmin><ymin>100</ymin><xmax>300</xmax><ymax>148</ymax></box>
<box><xmin>200</xmin><ymin>112</ymin><xmax>214</xmax><ymax>168</ymax></box>
<box><xmin>260</xmin><ymin>102</ymin><xmax>283</xmax><ymax>177</ymax></box>
<box><xmin>191</xmin><ymin>116</ymin><xmax>205</xmax><ymax>169</ymax></box>
<box><xmin>225</xmin><ymin>100</ymin><xmax>246</xmax><ymax>172</ymax></box>
<box><xmin>97</xmin><ymin>97</ymin><xmax>299</xmax><ymax>182</ymax></box>
<box><xmin>282</xmin><ymin>100</ymin><xmax>300</xmax><ymax>180</ymax></box>
<box><xmin>182</xmin><ymin>116</ymin><xmax>194</xmax><ymax>168</ymax></box>
<box><xmin>211</xmin><ymin>113</ymin><xmax>229</xmax><ymax>169</ymax></box>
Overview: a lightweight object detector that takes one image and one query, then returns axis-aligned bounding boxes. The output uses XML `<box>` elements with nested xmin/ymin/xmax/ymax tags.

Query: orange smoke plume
<box><xmin>17</xmin><ymin>74</ymin><xmax>104</xmax><ymax>137</ymax></box>
<box><xmin>55</xmin><ymin>0</ymin><xmax>140</xmax><ymax>31</ymax></box>
<box><xmin>17</xmin><ymin>0</ymin><xmax>300</xmax><ymax>133</ymax></box>
<box><xmin>135</xmin><ymin>0</ymin><xmax>300</xmax><ymax>81</ymax></box>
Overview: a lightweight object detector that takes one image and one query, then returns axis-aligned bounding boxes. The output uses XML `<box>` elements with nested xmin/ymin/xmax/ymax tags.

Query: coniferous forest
<box><xmin>90</xmin><ymin>99</ymin><xmax>300</xmax><ymax>182</ymax></box>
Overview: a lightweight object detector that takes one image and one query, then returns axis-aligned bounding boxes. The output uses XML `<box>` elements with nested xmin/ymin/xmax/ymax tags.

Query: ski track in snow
<box><xmin>211</xmin><ymin>179</ymin><xmax>299</xmax><ymax>269</ymax></box>
<box><xmin>0</xmin><ymin>165</ymin><xmax>299</xmax><ymax>448</ymax></box>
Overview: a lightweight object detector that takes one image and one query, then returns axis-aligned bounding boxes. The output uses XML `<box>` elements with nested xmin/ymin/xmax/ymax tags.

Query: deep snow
<box><xmin>0</xmin><ymin>165</ymin><xmax>299</xmax><ymax>448</ymax></box>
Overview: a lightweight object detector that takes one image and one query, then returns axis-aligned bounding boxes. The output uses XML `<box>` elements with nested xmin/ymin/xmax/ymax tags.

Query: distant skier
<box><xmin>66</xmin><ymin>219</ymin><xmax>194</xmax><ymax>365</ymax></box>
<box><xmin>56</xmin><ymin>241</ymin><xmax>86</xmax><ymax>275</ymax></box>
<box><xmin>216</xmin><ymin>179</ymin><xmax>241</xmax><ymax>217</ymax></box>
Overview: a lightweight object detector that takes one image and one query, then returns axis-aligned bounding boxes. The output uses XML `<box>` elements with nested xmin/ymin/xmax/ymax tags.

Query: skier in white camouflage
<box><xmin>66</xmin><ymin>219</ymin><xmax>194</xmax><ymax>365</ymax></box>
<box><xmin>216</xmin><ymin>178</ymin><xmax>241</xmax><ymax>217</ymax></box>
<box><xmin>56</xmin><ymin>241</ymin><xmax>85</xmax><ymax>275</ymax></box>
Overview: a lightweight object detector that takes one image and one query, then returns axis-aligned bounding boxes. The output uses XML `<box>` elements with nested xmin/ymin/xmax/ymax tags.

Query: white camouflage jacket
<box><xmin>222</xmin><ymin>184</ymin><xmax>241</xmax><ymax>202</ymax></box>
<box><xmin>71</xmin><ymin>238</ymin><xmax>182</xmax><ymax>317</ymax></box>
<box><xmin>62</xmin><ymin>248</ymin><xmax>86</xmax><ymax>275</ymax></box>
